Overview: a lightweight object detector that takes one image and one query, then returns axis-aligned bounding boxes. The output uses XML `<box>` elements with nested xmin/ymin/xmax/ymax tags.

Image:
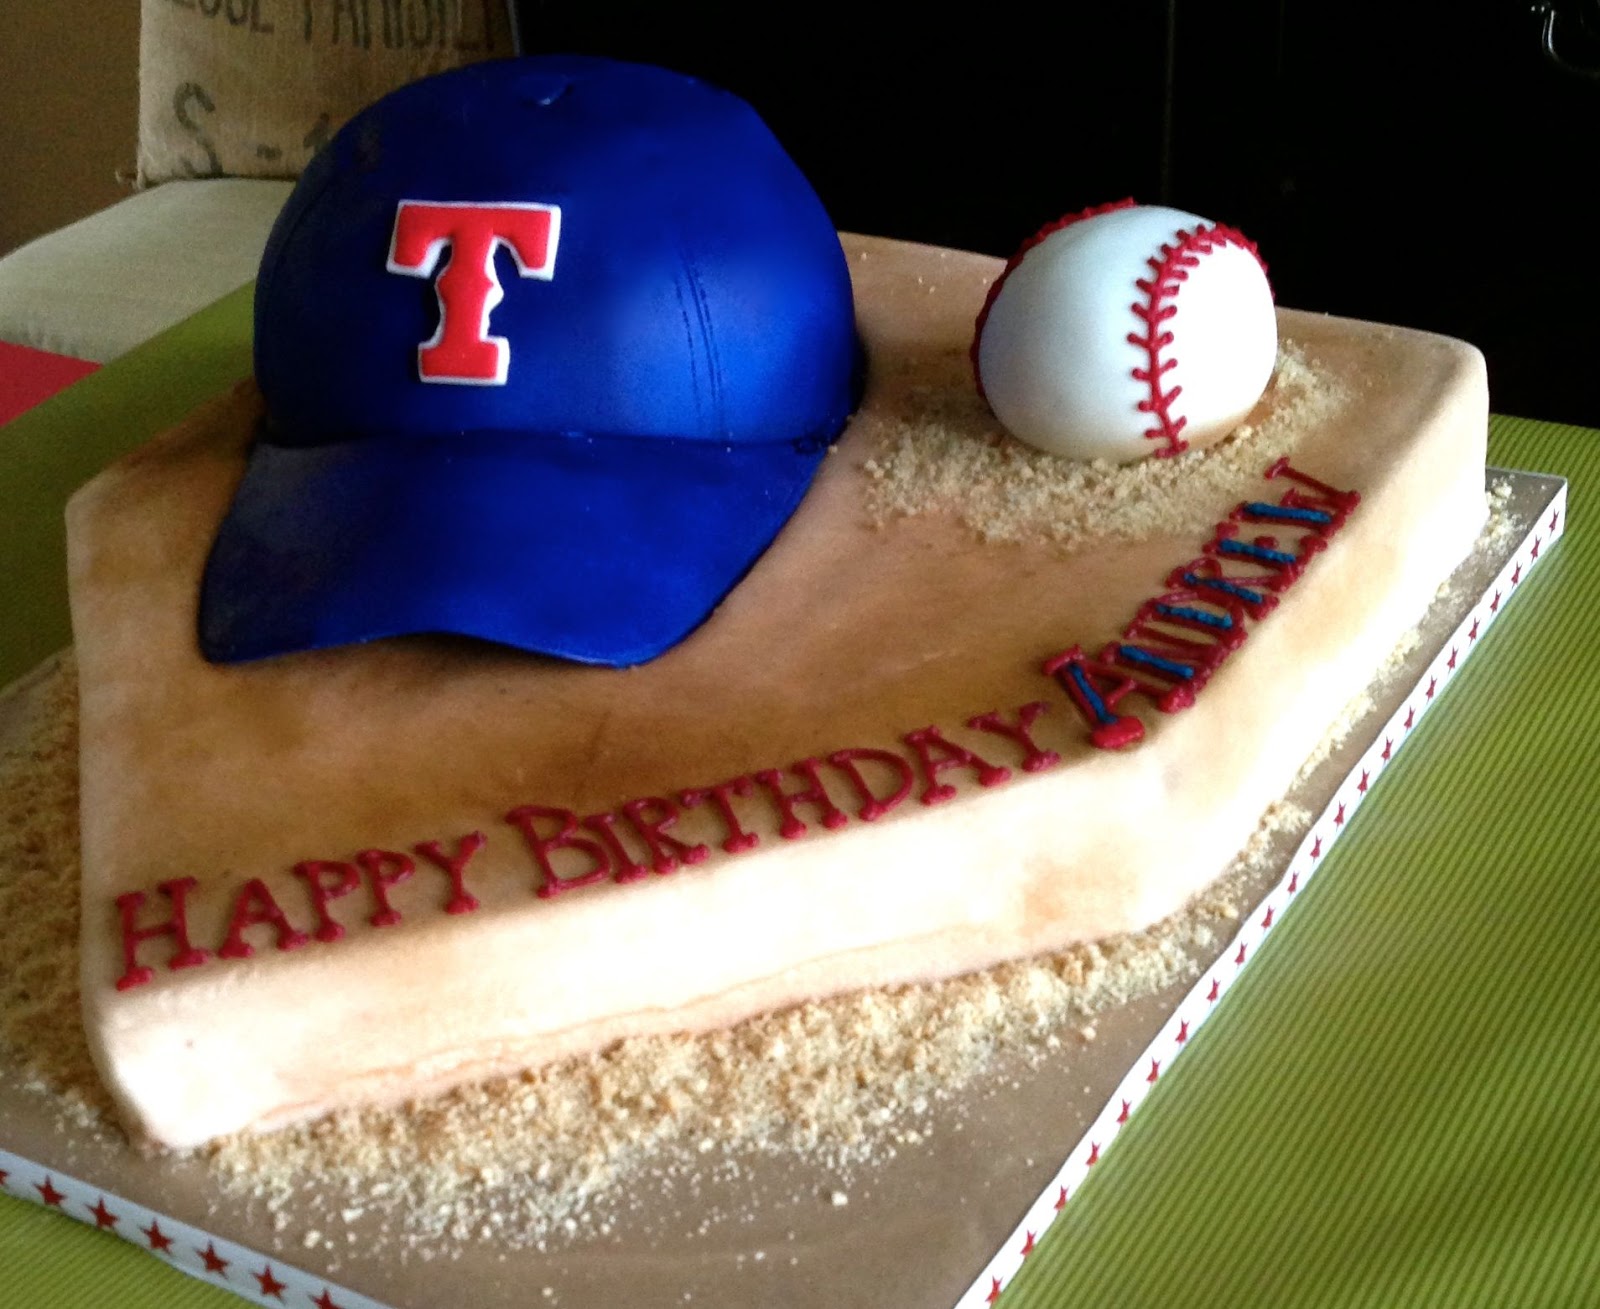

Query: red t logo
<box><xmin>386</xmin><ymin>200</ymin><xmax>562</xmax><ymax>385</ymax></box>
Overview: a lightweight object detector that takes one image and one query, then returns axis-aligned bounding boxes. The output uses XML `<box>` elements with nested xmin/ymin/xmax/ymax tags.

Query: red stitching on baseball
<box><xmin>1129</xmin><ymin>222</ymin><xmax>1269</xmax><ymax>458</ymax></box>
<box><xmin>970</xmin><ymin>198</ymin><xmax>1136</xmax><ymax>401</ymax></box>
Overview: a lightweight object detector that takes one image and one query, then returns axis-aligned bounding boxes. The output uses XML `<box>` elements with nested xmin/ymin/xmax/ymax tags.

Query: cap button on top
<box><xmin>514</xmin><ymin>71</ymin><xmax>573</xmax><ymax>106</ymax></box>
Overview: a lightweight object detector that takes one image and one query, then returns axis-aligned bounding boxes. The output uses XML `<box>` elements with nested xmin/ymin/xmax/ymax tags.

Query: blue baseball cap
<box><xmin>199</xmin><ymin>55</ymin><xmax>862</xmax><ymax>666</ymax></box>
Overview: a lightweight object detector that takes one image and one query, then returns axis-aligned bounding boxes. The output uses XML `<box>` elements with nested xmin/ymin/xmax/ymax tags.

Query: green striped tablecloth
<box><xmin>2</xmin><ymin>288</ymin><xmax>1596</xmax><ymax>1306</ymax></box>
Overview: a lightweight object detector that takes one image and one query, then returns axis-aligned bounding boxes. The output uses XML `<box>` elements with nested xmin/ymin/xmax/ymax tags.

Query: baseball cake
<box><xmin>64</xmin><ymin>56</ymin><xmax>1490</xmax><ymax>1152</ymax></box>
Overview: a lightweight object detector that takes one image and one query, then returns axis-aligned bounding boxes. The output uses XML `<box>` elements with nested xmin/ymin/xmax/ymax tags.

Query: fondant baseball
<box><xmin>972</xmin><ymin>200</ymin><xmax>1277</xmax><ymax>465</ymax></box>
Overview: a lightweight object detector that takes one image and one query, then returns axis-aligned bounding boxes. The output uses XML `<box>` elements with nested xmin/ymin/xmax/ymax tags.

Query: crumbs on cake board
<box><xmin>205</xmin><ymin>859</ymin><xmax>1239</xmax><ymax>1259</ymax></box>
<box><xmin>860</xmin><ymin>340</ymin><xmax>1350</xmax><ymax>552</ymax></box>
<box><xmin>1481</xmin><ymin>476</ymin><xmax>1522</xmax><ymax>555</ymax></box>
<box><xmin>0</xmin><ymin>650</ymin><xmax>116</xmax><ymax>1133</ymax></box>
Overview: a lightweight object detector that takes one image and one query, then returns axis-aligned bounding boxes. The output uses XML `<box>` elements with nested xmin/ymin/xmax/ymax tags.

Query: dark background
<box><xmin>513</xmin><ymin>2</ymin><xmax>1600</xmax><ymax>428</ymax></box>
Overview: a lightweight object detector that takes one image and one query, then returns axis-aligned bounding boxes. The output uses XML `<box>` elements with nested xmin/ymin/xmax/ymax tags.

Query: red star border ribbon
<box><xmin>0</xmin><ymin>1146</ymin><xmax>383</xmax><ymax>1308</ymax></box>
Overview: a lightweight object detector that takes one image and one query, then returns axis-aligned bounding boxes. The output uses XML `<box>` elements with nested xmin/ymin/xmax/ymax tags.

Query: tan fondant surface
<box><xmin>68</xmin><ymin>234</ymin><xmax>1489</xmax><ymax>1151</ymax></box>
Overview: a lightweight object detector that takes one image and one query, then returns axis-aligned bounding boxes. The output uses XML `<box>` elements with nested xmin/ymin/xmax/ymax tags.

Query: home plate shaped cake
<box><xmin>68</xmin><ymin>237</ymin><xmax>1487</xmax><ymax>1152</ymax></box>
<box><xmin>64</xmin><ymin>60</ymin><xmax>1490</xmax><ymax>1154</ymax></box>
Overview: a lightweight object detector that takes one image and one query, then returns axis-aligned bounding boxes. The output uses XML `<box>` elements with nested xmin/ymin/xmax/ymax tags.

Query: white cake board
<box><xmin>0</xmin><ymin>469</ymin><xmax>1568</xmax><ymax>1309</ymax></box>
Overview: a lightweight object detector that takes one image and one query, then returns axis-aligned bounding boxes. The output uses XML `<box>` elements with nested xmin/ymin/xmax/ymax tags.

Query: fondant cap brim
<box><xmin>198</xmin><ymin>427</ymin><xmax>830</xmax><ymax>667</ymax></box>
